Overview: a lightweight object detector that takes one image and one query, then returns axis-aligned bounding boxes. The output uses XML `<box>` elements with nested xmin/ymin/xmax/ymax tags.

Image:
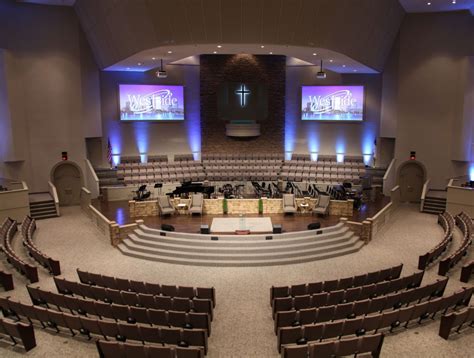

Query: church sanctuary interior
<box><xmin>1</xmin><ymin>0</ymin><xmax>474</xmax><ymax>357</ymax></box>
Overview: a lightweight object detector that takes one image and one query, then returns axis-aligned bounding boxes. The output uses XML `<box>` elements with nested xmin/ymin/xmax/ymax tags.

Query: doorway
<box><xmin>397</xmin><ymin>161</ymin><xmax>426</xmax><ymax>203</ymax></box>
<box><xmin>51</xmin><ymin>161</ymin><xmax>83</xmax><ymax>206</ymax></box>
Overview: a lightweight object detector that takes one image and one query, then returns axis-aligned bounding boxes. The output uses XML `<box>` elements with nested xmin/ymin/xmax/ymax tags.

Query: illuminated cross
<box><xmin>235</xmin><ymin>84</ymin><xmax>251</xmax><ymax>107</ymax></box>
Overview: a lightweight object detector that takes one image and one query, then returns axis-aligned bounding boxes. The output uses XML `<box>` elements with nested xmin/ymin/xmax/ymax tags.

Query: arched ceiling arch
<box><xmin>74</xmin><ymin>0</ymin><xmax>405</xmax><ymax>71</ymax></box>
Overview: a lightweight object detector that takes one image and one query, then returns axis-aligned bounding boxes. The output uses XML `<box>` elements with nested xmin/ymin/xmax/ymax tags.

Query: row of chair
<box><xmin>76</xmin><ymin>269</ymin><xmax>216</xmax><ymax>307</ymax></box>
<box><xmin>96</xmin><ymin>340</ymin><xmax>204</xmax><ymax>358</ymax></box>
<box><xmin>120</xmin><ymin>155</ymin><xmax>168</xmax><ymax>164</ymax></box>
<box><xmin>0</xmin><ymin>297</ymin><xmax>208</xmax><ymax>354</ymax></box>
<box><xmin>0</xmin><ymin>218</ymin><xmax>38</xmax><ymax>283</ymax></box>
<box><xmin>54</xmin><ymin>277</ymin><xmax>214</xmax><ymax>318</ymax></box>
<box><xmin>270</xmin><ymin>263</ymin><xmax>403</xmax><ymax>303</ymax></box>
<box><xmin>0</xmin><ymin>269</ymin><xmax>14</xmax><ymax>291</ymax></box>
<box><xmin>277</xmin><ymin>287</ymin><xmax>473</xmax><ymax>352</ymax></box>
<box><xmin>202</xmin><ymin>153</ymin><xmax>284</xmax><ymax>161</ymax></box>
<box><xmin>418</xmin><ymin>212</ymin><xmax>454</xmax><ymax>270</ymax></box>
<box><xmin>281</xmin><ymin>333</ymin><xmax>384</xmax><ymax>358</ymax></box>
<box><xmin>27</xmin><ymin>286</ymin><xmax>211</xmax><ymax>335</ymax></box>
<box><xmin>460</xmin><ymin>261</ymin><xmax>474</xmax><ymax>283</ymax></box>
<box><xmin>21</xmin><ymin>216</ymin><xmax>61</xmax><ymax>276</ymax></box>
<box><xmin>274</xmin><ymin>278</ymin><xmax>448</xmax><ymax>333</ymax></box>
<box><xmin>438</xmin><ymin>305</ymin><xmax>474</xmax><ymax>340</ymax></box>
<box><xmin>0</xmin><ymin>317</ymin><xmax>36</xmax><ymax>351</ymax></box>
<box><xmin>272</xmin><ymin>271</ymin><xmax>424</xmax><ymax>316</ymax></box>
<box><xmin>438</xmin><ymin>213</ymin><xmax>473</xmax><ymax>276</ymax></box>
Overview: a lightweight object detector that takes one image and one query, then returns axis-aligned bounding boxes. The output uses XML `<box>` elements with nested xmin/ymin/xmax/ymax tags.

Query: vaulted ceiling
<box><xmin>73</xmin><ymin>0</ymin><xmax>405</xmax><ymax>72</ymax></box>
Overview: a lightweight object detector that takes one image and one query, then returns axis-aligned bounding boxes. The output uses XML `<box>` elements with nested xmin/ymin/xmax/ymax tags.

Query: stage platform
<box><xmin>210</xmin><ymin>217</ymin><xmax>273</xmax><ymax>233</ymax></box>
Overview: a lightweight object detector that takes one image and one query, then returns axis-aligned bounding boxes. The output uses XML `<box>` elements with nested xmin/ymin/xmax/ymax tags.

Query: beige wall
<box><xmin>0</xmin><ymin>1</ymin><xmax>101</xmax><ymax>192</ymax></box>
<box><xmin>383</xmin><ymin>12</ymin><xmax>474</xmax><ymax>189</ymax></box>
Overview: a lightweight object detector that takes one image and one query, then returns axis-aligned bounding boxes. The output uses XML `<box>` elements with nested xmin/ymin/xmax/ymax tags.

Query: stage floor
<box><xmin>92</xmin><ymin>195</ymin><xmax>390</xmax><ymax>234</ymax></box>
<box><xmin>210</xmin><ymin>217</ymin><xmax>273</xmax><ymax>233</ymax></box>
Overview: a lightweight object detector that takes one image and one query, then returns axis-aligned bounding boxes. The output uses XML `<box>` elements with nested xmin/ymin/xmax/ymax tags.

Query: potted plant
<box><xmin>258</xmin><ymin>198</ymin><xmax>264</xmax><ymax>215</ymax></box>
<box><xmin>223</xmin><ymin>198</ymin><xmax>228</xmax><ymax>214</ymax></box>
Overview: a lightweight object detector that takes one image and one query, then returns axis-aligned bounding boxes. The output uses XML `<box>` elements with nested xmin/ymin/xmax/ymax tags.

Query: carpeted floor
<box><xmin>0</xmin><ymin>203</ymin><xmax>472</xmax><ymax>357</ymax></box>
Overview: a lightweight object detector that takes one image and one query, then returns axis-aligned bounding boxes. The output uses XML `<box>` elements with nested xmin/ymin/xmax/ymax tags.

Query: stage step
<box><xmin>29</xmin><ymin>195</ymin><xmax>58</xmax><ymax>220</ymax></box>
<box><xmin>422</xmin><ymin>195</ymin><xmax>447</xmax><ymax>215</ymax></box>
<box><xmin>117</xmin><ymin>223</ymin><xmax>364</xmax><ymax>267</ymax></box>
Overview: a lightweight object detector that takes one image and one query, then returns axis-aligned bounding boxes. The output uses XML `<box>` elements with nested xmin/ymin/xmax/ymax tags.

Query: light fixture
<box><xmin>156</xmin><ymin>59</ymin><xmax>167</xmax><ymax>78</ymax></box>
<box><xmin>353</xmin><ymin>69</ymin><xmax>358</xmax><ymax>72</ymax></box>
<box><xmin>452</xmin><ymin>0</ymin><xmax>456</xmax><ymax>3</ymax></box>
<box><xmin>316</xmin><ymin>59</ymin><xmax>326</xmax><ymax>79</ymax></box>
<box><xmin>342</xmin><ymin>64</ymin><xmax>346</xmax><ymax>67</ymax></box>
<box><xmin>213</xmin><ymin>51</ymin><xmax>217</xmax><ymax>54</ymax></box>
<box><xmin>312</xmin><ymin>52</ymin><xmax>317</xmax><ymax>56</ymax></box>
<box><xmin>126</xmin><ymin>67</ymin><xmax>130</xmax><ymax>70</ymax></box>
<box><xmin>329</xmin><ymin>59</ymin><xmax>333</xmax><ymax>62</ymax></box>
<box><xmin>269</xmin><ymin>52</ymin><xmax>273</xmax><ymax>54</ymax></box>
<box><xmin>427</xmin><ymin>2</ymin><xmax>431</xmax><ymax>5</ymax></box>
<box><xmin>152</xmin><ymin>57</ymin><xmax>156</xmax><ymax>60</ymax></box>
<box><xmin>261</xmin><ymin>45</ymin><xmax>265</xmax><ymax>48</ymax></box>
<box><xmin>217</xmin><ymin>45</ymin><xmax>222</xmax><ymax>48</ymax></box>
<box><xmin>137</xmin><ymin>62</ymin><xmax>142</xmax><ymax>66</ymax></box>
<box><xmin>167</xmin><ymin>50</ymin><xmax>172</xmax><ymax>54</ymax></box>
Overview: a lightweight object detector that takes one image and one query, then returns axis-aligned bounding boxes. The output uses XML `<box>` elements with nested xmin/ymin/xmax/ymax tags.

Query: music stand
<box><xmin>154</xmin><ymin>182</ymin><xmax>163</xmax><ymax>196</ymax></box>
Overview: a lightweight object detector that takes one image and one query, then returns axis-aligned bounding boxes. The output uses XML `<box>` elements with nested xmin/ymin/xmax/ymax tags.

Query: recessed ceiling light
<box><xmin>353</xmin><ymin>69</ymin><xmax>358</xmax><ymax>72</ymax></box>
<box><xmin>167</xmin><ymin>51</ymin><xmax>172</xmax><ymax>54</ymax></box>
<box><xmin>329</xmin><ymin>59</ymin><xmax>333</xmax><ymax>62</ymax></box>
<box><xmin>427</xmin><ymin>2</ymin><xmax>431</xmax><ymax>5</ymax></box>
<box><xmin>312</xmin><ymin>53</ymin><xmax>317</xmax><ymax>56</ymax></box>
<box><xmin>217</xmin><ymin>45</ymin><xmax>222</xmax><ymax>48</ymax></box>
<box><xmin>126</xmin><ymin>67</ymin><xmax>130</xmax><ymax>70</ymax></box>
<box><xmin>213</xmin><ymin>51</ymin><xmax>217</xmax><ymax>54</ymax></box>
<box><xmin>152</xmin><ymin>57</ymin><xmax>156</xmax><ymax>60</ymax></box>
<box><xmin>342</xmin><ymin>64</ymin><xmax>346</xmax><ymax>67</ymax></box>
<box><xmin>261</xmin><ymin>45</ymin><xmax>265</xmax><ymax>48</ymax></box>
<box><xmin>269</xmin><ymin>52</ymin><xmax>273</xmax><ymax>54</ymax></box>
<box><xmin>452</xmin><ymin>0</ymin><xmax>456</xmax><ymax>3</ymax></box>
<box><xmin>137</xmin><ymin>62</ymin><xmax>142</xmax><ymax>66</ymax></box>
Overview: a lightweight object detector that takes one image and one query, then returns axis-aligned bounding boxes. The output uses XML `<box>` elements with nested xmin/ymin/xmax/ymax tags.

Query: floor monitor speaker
<box><xmin>307</xmin><ymin>222</ymin><xmax>321</xmax><ymax>230</ymax></box>
<box><xmin>273</xmin><ymin>224</ymin><xmax>282</xmax><ymax>234</ymax></box>
<box><xmin>161</xmin><ymin>224</ymin><xmax>175</xmax><ymax>232</ymax></box>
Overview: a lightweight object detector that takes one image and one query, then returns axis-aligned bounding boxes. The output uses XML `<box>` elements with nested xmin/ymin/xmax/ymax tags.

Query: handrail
<box><xmin>382</xmin><ymin>158</ymin><xmax>396</xmax><ymax>197</ymax></box>
<box><xmin>47</xmin><ymin>181</ymin><xmax>60</xmax><ymax>216</ymax></box>
<box><xmin>420</xmin><ymin>178</ymin><xmax>431</xmax><ymax>212</ymax></box>
<box><xmin>84</xmin><ymin>159</ymin><xmax>100</xmax><ymax>199</ymax></box>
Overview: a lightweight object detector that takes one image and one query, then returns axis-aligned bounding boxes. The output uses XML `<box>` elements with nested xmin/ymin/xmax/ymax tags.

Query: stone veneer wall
<box><xmin>129</xmin><ymin>200</ymin><xmax>159</xmax><ymax>217</ymax></box>
<box><xmin>200</xmin><ymin>54</ymin><xmax>285</xmax><ymax>154</ymax></box>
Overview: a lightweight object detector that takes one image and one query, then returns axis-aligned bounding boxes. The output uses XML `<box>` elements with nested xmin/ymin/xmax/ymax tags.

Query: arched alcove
<box><xmin>50</xmin><ymin>161</ymin><xmax>84</xmax><ymax>206</ymax></box>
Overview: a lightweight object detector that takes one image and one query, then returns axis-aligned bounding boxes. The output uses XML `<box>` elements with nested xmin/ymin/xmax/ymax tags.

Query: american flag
<box><xmin>107</xmin><ymin>138</ymin><xmax>113</xmax><ymax>168</ymax></box>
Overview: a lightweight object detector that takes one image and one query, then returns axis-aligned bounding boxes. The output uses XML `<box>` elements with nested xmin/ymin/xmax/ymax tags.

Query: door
<box><xmin>398</xmin><ymin>162</ymin><xmax>424</xmax><ymax>203</ymax></box>
<box><xmin>52</xmin><ymin>163</ymin><xmax>82</xmax><ymax>206</ymax></box>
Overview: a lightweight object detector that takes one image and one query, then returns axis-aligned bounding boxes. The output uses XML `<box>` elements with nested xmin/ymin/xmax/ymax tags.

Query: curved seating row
<box><xmin>438</xmin><ymin>212</ymin><xmax>473</xmax><ymax>276</ymax></box>
<box><xmin>460</xmin><ymin>261</ymin><xmax>474</xmax><ymax>283</ymax></box>
<box><xmin>0</xmin><ymin>297</ymin><xmax>208</xmax><ymax>354</ymax></box>
<box><xmin>438</xmin><ymin>305</ymin><xmax>474</xmax><ymax>340</ymax></box>
<box><xmin>277</xmin><ymin>287</ymin><xmax>473</xmax><ymax>352</ymax></box>
<box><xmin>272</xmin><ymin>271</ymin><xmax>425</xmax><ymax>316</ymax></box>
<box><xmin>26</xmin><ymin>286</ymin><xmax>211</xmax><ymax>335</ymax></box>
<box><xmin>270</xmin><ymin>263</ymin><xmax>403</xmax><ymax>304</ymax></box>
<box><xmin>96</xmin><ymin>340</ymin><xmax>204</xmax><ymax>358</ymax></box>
<box><xmin>418</xmin><ymin>212</ymin><xmax>454</xmax><ymax>270</ymax></box>
<box><xmin>274</xmin><ymin>278</ymin><xmax>448</xmax><ymax>333</ymax></box>
<box><xmin>0</xmin><ymin>218</ymin><xmax>38</xmax><ymax>283</ymax></box>
<box><xmin>0</xmin><ymin>317</ymin><xmax>36</xmax><ymax>352</ymax></box>
<box><xmin>0</xmin><ymin>270</ymin><xmax>14</xmax><ymax>291</ymax></box>
<box><xmin>54</xmin><ymin>277</ymin><xmax>214</xmax><ymax>319</ymax></box>
<box><xmin>281</xmin><ymin>333</ymin><xmax>384</xmax><ymax>358</ymax></box>
<box><xmin>77</xmin><ymin>269</ymin><xmax>216</xmax><ymax>307</ymax></box>
<box><xmin>21</xmin><ymin>216</ymin><xmax>61</xmax><ymax>276</ymax></box>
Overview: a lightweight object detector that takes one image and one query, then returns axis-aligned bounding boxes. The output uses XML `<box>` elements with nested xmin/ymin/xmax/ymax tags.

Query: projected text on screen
<box><xmin>119</xmin><ymin>84</ymin><xmax>184</xmax><ymax>121</ymax></box>
<box><xmin>301</xmin><ymin>86</ymin><xmax>364</xmax><ymax>121</ymax></box>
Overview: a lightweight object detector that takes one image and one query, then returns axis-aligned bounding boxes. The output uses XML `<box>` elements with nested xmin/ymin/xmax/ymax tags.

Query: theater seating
<box><xmin>53</xmin><ymin>277</ymin><xmax>214</xmax><ymax>319</ymax></box>
<box><xmin>76</xmin><ymin>269</ymin><xmax>216</xmax><ymax>307</ymax></box>
<box><xmin>438</xmin><ymin>306</ymin><xmax>474</xmax><ymax>340</ymax></box>
<box><xmin>460</xmin><ymin>261</ymin><xmax>474</xmax><ymax>283</ymax></box>
<box><xmin>20</xmin><ymin>216</ymin><xmax>61</xmax><ymax>276</ymax></box>
<box><xmin>272</xmin><ymin>271</ymin><xmax>424</xmax><ymax>317</ymax></box>
<box><xmin>96</xmin><ymin>340</ymin><xmax>204</xmax><ymax>358</ymax></box>
<box><xmin>0</xmin><ymin>317</ymin><xmax>36</xmax><ymax>351</ymax></box>
<box><xmin>270</xmin><ymin>264</ymin><xmax>403</xmax><ymax>304</ymax></box>
<box><xmin>0</xmin><ymin>270</ymin><xmax>14</xmax><ymax>291</ymax></box>
<box><xmin>276</xmin><ymin>287</ymin><xmax>472</xmax><ymax>352</ymax></box>
<box><xmin>280</xmin><ymin>333</ymin><xmax>385</xmax><ymax>358</ymax></box>
<box><xmin>26</xmin><ymin>286</ymin><xmax>211</xmax><ymax>335</ymax></box>
<box><xmin>0</xmin><ymin>297</ymin><xmax>208</xmax><ymax>354</ymax></box>
<box><xmin>273</xmin><ymin>278</ymin><xmax>448</xmax><ymax>333</ymax></box>
<box><xmin>0</xmin><ymin>218</ymin><xmax>38</xmax><ymax>283</ymax></box>
<box><xmin>418</xmin><ymin>212</ymin><xmax>454</xmax><ymax>270</ymax></box>
<box><xmin>438</xmin><ymin>212</ymin><xmax>472</xmax><ymax>276</ymax></box>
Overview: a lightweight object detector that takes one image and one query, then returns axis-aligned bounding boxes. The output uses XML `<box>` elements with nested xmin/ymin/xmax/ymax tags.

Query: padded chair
<box><xmin>188</xmin><ymin>194</ymin><xmax>203</xmax><ymax>215</ymax></box>
<box><xmin>283</xmin><ymin>194</ymin><xmax>297</xmax><ymax>214</ymax></box>
<box><xmin>158</xmin><ymin>195</ymin><xmax>176</xmax><ymax>216</ymax></box>
<box><xmin>313</xmin><ymin>195</ymin><xmax>330</xmax><ymax>216</ymax></box>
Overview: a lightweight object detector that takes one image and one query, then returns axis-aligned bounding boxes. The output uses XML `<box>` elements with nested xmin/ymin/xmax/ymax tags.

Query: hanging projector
<box><xmin>316</xmin><ymin>59</ymin><xmax>326</xmax><ymax>79</ymax></box>
<box><xmin>155</xmin><ymin>59</ymin><xmax>167</xmax><ymax>78</ymax></box>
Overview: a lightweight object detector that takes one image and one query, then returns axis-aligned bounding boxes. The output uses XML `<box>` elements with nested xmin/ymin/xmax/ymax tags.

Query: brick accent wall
<box><xmin>200</xmin><ymin>54</ymin><xmax>285</xmax><ymax>154</ymax></box>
